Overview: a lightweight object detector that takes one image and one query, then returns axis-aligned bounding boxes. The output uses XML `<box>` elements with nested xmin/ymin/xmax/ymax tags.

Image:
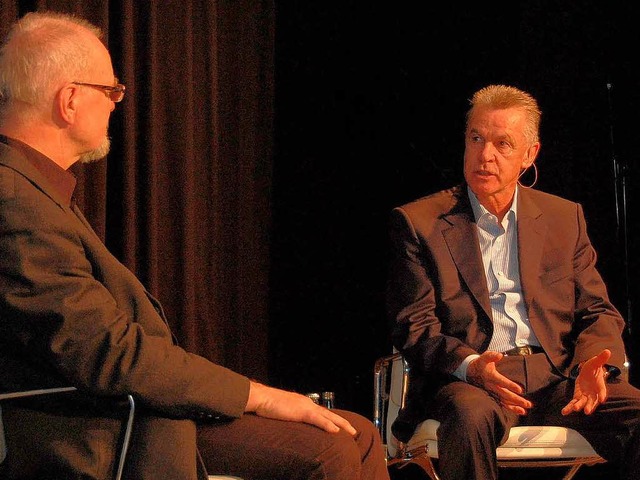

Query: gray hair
<box><xmin>0</xmin><ymin>11</ymin><xmax>104</xmax><ymax>111</ymax></box>
<box><xmin>466</xmin><ymin>84</ymin><xmax>542</xmax><ymax>145</ymax></box>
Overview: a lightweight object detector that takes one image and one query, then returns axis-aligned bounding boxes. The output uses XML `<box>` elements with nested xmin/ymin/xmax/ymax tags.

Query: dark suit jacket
<box><xmin>386</xmin><ymin>184</ymin><xmax>627</xmax><ymax>441</ymax></box>
<box><xmin>0</xmin><ymin>141</ymin><xmax>249</xmax><ymax>478</ymax></box>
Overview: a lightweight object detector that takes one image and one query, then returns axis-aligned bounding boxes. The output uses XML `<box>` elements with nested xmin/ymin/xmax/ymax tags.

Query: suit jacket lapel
<box><xmin>442</xmin><ymin>188</ymin><xmax>493</xmax><ymax>320</ymax></box>
<box><xmin>516</xmin><ymin>189</ymin><xmax>547</xmax><ymax>315</ymax></box>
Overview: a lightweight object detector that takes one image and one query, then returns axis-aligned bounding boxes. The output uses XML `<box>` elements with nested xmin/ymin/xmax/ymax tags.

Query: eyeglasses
<box><xmin>72</xmin><ymin>77</ymin><xmax>126</xmax><ymax>103</ymax></box>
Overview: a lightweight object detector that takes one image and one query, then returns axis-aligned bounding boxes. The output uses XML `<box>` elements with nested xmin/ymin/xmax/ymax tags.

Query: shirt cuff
<box><xmin>453</xmin><ymin>354</ymin><xmax>480</xmax><ymax>382</ymax></box>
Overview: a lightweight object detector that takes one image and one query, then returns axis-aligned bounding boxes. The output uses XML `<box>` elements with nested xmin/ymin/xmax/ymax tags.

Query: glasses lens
<box><xmin>110</xmin><ymin>85</ymin><xmax>125</xmax><ymax>103</ymax></box>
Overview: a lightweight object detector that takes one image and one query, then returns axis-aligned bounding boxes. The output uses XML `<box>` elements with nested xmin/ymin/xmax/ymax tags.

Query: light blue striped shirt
<box><xmin>453</xmin><ymin>186</ymin><xmax>541</xmax><ymax>381</ymax></box>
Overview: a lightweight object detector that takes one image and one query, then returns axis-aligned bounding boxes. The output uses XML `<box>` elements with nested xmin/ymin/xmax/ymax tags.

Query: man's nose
<box><xmin>481</xmin><ymin>143</ymin><xmax>498</xmax><ymax>161</ymax></box>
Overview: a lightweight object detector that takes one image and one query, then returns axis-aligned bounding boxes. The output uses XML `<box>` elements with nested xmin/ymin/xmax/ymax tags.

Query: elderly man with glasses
<box><xmin>0</xmin><ymin>10</ymin><xmax>390</xmax><ymax>480</ymax></box>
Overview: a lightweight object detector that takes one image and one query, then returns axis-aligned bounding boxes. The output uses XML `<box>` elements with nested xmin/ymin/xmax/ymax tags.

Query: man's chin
<box><xmin>79</xmin><ymin>138</ymin><xmax>111</xmax><ymax>164</ymax></box>
<box><xmin>467</xmin><ymin>178</ymin><xmax>496</xmax><ymax>193</ymax></box>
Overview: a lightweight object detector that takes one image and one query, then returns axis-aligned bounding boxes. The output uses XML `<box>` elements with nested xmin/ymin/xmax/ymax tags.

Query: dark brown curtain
<box><xmin>0</xmin><ymin>0</ymin><xmax>274</xmax><ymax>381</ymax></box>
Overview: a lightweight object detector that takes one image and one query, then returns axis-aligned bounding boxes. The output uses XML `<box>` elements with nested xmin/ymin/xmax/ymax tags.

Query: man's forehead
<box><xmin>468</xmin><ymin>109</ymin><xmax>526</xmax><ymax>133</ymax></box>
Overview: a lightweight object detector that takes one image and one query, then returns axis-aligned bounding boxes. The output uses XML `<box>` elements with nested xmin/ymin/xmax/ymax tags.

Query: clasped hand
<box><xmin>467</xmin><ymin>349</ymin><xmax>611</xmax><ymax>416</ymax></box>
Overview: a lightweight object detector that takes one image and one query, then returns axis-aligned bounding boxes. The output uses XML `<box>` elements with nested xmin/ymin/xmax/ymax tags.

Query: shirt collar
<box><xmin>0</xmin><ymin>135</ymin><xmax>77</xmax><ymax>207</ymax></box>
<box><xmin>467</xmin><ymin>185</ymin><xmax>519</xmax><ymax>223</ymax></box>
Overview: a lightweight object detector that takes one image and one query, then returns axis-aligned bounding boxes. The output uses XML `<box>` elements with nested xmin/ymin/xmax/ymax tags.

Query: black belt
<box><xmin>502</xmin><ymin>345</ymin><xmax>544</xmax><ymax>356</ymax></box>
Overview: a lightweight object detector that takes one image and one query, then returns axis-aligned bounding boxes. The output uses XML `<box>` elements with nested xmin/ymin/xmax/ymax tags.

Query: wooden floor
<box><xmin>388</xmin><ymin>461</ymin><xmax>618</xmax><ymax>480</ymax></box>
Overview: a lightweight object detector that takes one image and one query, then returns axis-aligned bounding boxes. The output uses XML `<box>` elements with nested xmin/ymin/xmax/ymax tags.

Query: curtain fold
<box><xmin>1</xmin><ymin>0</ymin><xmax>274</xmax><ymax>380</ymax></box>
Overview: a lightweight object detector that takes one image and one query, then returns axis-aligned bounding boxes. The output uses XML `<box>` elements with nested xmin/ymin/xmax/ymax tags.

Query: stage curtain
<box><xmin>0</xmin><ymin>0</ymin><xmax>274</xmax><ymax>381</ymax></box>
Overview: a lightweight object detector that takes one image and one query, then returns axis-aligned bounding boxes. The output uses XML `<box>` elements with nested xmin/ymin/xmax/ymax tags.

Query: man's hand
<box><xmin>561</xmin><ymin>349</ymin><xmax>611</xmax><ymax>416</ymax></box>
<box><xmin>467</xmin><ymin>351</ymin><xmax>533</xmax><ymax>415</ymax></box>
<box><xmin>245</xmin><ymin>381</ymin><xmax>357</xmax><ymax>435</ymax></box>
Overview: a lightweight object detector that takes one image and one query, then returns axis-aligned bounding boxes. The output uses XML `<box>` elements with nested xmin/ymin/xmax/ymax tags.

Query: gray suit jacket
<box><xmin>386</xmin><ymin>184</ymin><xmax>627</xmax><ymax>440</ymax></box>
<box><xmin>0</xmin><ymin>141</ymin><xmax>248</xmax><ymax>478</ymax></box>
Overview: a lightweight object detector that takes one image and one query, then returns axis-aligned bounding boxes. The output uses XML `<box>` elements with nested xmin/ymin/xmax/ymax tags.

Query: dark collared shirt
<box><xmin>0</xmin><ymin>134</ymin><xmax>77</xmax><ymax>207</ymax></box>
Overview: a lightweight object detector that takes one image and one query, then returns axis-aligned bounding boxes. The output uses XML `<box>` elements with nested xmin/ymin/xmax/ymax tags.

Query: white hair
<box><xmin>0</xmin><ymin>11</ymin><xmax>104</xmax><ymax>112</ymax></box>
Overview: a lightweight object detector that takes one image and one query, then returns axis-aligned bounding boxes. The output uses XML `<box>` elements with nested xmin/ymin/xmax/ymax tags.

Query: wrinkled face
<box><xmin>463</xmin><ymin>106</ymin><xmax>539</xmax><ymax>205</ymax></box>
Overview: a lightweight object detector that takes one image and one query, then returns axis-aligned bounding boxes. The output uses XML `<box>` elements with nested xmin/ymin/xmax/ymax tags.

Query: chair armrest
<box><xmin>373</xmin><ymin>352</ymin><xmax>402</xmax><ymax>439</ymax></box>
<box><xmin>0</xmin><ymin>386</ymin><xmax>78</xmax><ymax>401</ymax></box>
<box><xmin>0</xmin><ymin>387</ymin><xmax>135</xmax><ymax>480</ymax></box>
<box><xmin>0</xmin><ymin>387</ymin><xmax>78</xmax><ymax>464</ymax></box>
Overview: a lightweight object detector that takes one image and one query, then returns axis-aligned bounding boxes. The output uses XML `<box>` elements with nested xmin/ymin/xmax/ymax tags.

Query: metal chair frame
<box><xmin>0</xmin><ymin>386</ymin><xmax>135</xmax><ymax>480</ymax></box>
<box><xmin>0</xmin><ymin>386</ymin><xmax>243</xmax><ymax>480</ymax></box>
<box><xmin>374</xmin><ymin>352</ymin><xmax>607</xmax><ymax>480</ymax></box>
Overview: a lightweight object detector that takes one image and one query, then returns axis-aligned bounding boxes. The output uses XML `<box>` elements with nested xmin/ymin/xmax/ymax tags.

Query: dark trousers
<box><xmin>1</xmin><ymin>405</ymin><xmax>388</xmax><ymax>480</ymax></box>
<box><xmin>197</xmin><ymin>408</ymin><xmax>390</xmax><ymax>480</ymax></box>
<box><xmin>432</xmin><ymin>353</ymin><xmax>640</xmax><ymax>480</ymax></box>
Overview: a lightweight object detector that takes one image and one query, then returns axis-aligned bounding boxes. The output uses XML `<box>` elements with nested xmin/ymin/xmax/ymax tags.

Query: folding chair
<box><xmin>373</xmin><ymin>351</ymin><xmax>607</xmax><ymax>480</ymax></box>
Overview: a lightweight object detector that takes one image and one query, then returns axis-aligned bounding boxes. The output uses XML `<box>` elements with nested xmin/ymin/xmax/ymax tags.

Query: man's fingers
<box><xmin>502</xmin><ymin>402</ymin><xmax>527</xmax><ymax>415</ymax></box>
<box><xmin>561</xmin><ymin>398</ymin><xmax>580</xmax><ymax>415</ymax></box>
<box><xmin>562</xmin><ymin>395</ymin><xmax>602</xmax><ymax>416</ymax></box>
<box><xmin>491</xmin><ymin>385</ymin><xmax>532</xmax><ymax>411</ymax></box>
<box><xmin>496</xmin><ymin>377</ymin><xmax>525</xmax><ymax>395</ymax></box>
<box><xmin>597</xmin><ymin>348</ymin><xmax>612</xmax><ymax>364</ymax></box>
<box><xmin>584</xmin><ymin>349</ymin><xmax>611</xmax><ymax>371</ymax></box>
<box><xmin>584</xmin><ymin>397</ymin><xmax>598</xmax><ymax>415</ymax></box>
<box><xmin>317</xmin><ymin>409</ymin><xmax>356</xmax><ymax>435</ymax></box>
<box><xmin>480</xmin><ymin>351</ymin><xmax>505</xmax><ymax>363</ymax></box>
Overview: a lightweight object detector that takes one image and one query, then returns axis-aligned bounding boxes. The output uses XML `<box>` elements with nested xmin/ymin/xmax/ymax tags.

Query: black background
<box><xmin>269</xmin><ymin>1</ymin><xmax>640</xmax><ymax>422</ymax></box>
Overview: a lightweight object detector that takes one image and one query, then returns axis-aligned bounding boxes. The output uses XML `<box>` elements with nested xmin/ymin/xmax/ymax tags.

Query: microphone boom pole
<box><xmin>606</xmin><ymin>82</ymin><xmax>633</xmax><ymax>342</ymax></box>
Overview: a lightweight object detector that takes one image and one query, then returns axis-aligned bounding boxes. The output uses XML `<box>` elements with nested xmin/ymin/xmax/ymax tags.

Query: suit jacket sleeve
<box><xmin>386</xmin><ymin>189</ymin><xmax>487</xmax><ymax>377</ymax></box>
<box><xmin>521</xmin><ymin>198</ymin><xmax>627</xmax><ymax>374</ymax></box>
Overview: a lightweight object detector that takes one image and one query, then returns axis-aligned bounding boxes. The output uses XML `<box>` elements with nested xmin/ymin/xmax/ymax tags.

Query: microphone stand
<box><xmin>607</xmin><ymin>82</ymin><xmax>633</xmax><ymax>374</ymax></box>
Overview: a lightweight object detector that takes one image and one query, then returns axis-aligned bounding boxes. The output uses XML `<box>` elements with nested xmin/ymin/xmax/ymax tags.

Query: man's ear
<box><xmin>522</xmin><ymin>142</ymin><xmax>541</xmax><ymax>169</ymax></box>
<box><xmin>56</xmin><ymin>84</ymin><xmax>78</xmax><ymax>124</ymax></box>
